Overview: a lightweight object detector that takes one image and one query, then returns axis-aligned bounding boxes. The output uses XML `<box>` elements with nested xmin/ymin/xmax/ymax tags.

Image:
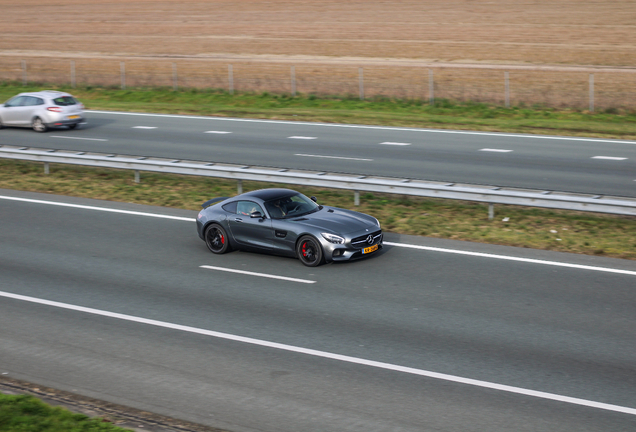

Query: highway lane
<box><xmin>1</xmin><ymin>111</ymin><xmax>635</xmax><ymax>197</ymax></box>
<box><xmin>1</xmin><ymin>189</ymin><xmax>636</xmax><ymax>432</ymax></box>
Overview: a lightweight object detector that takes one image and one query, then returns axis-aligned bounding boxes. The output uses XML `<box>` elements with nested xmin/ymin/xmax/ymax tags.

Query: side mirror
<box><xmin>310</xmin><ymin>196</ymin><xmax>318</xmax><ymax>203</ymax></box>
<box><xmin>251</xmin><ymin>211</ymin><xmax>265</xmax><ymax>219</ymax></box>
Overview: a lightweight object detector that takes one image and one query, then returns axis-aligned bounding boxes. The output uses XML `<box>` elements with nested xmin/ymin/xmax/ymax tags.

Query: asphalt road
<box><xmin>1</xmin><ymin>111</ymin><xmax>635</xmax><ymax>197</ymax></box>
<box><xmin>1</xmin><ymin>188</ymin><xmax>635</xmax><ymax>432</ymax></box>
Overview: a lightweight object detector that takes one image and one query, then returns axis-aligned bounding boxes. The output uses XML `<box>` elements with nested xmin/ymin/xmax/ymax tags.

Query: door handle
<box><xmin>234</xmin><ymin>217</ymin><xmax>243</xmax><ymax>222</ymax></box>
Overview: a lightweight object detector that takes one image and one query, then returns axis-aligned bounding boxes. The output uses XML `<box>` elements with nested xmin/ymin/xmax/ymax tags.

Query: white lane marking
<box><xmin>380</xmin><ymin>142</ymin><xmax>411</xmax><ymax>146</ymax></box>
<box><xmin>50</xmin><ymin>136</ymin><xmax>108</xmax><ymax>142</ymax></box>
<box><xmin>288</xmin><ymin>136</ymin><xmax>317</xmax><ymax>140</ymax></box>
<box><xmin>204</xmin><ymin>131</ymin><xmax>232</xmax><ymax>134</ymax></box>
<box><xmin>295</xmin><ymin>154</ymin><xmax>373</xmax><ymax>161</ymax></box>
<box><xmin>2</xmin><ymin>195</ymin><xmax>635</xmax><ymax>277</ymax></box>
<box><xmin>384</xmin><ymin>242</ymin><xmax>636</xmax><ymax>276</ymax></box>
<box><xmin>0</xmin><ymin>289</ymin><xmax>634</xmax><ymax>416</ymax></box>
<box><xmin>592</xmin><ymin>156</ymin><xmax>628</xmax><ymax>160</ymax></box>
<box><xmin>87</xmin><ymin>110</ymin><xmax>636</xmax><ymax>145</ymax></box>
<box><xmin>132</xmin><ymin>126</ymin><xmax>157</xmax><ymax>129</ymax></box>
<box><xmin>200</xmin><ymin>265</ymin><xmax>315</xmax><ymax>284</ymax></box>
<box><xmin>0</xmin><ymin>196</ymin><xmax>192</xmax><ymax>222</ymax></box>
<box><xmin>480</xmin><ymin>148</ymin><xmax>513</xmax><ymax>153</ymax></box>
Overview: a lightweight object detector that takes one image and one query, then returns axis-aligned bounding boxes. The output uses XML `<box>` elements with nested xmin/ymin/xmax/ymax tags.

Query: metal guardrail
<box><xmin>2</xmin><ymin>145</ymin><xmax>635</xmax><ymax>217</ymax></box>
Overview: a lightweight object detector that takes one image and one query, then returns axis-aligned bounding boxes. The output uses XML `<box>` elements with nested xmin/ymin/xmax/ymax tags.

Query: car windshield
<box><xmin>53</xmin><ymin>96</ymin><xmax>78</xmax><ymax>106</ymax></box>
<box><xmin>264</xmin><ymin>193</ymin><xmax>319</xmax><ymax>219</ymax></box>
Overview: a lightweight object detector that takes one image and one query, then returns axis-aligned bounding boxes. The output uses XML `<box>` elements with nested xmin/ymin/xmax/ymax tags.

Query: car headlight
<box><xmin>321</xmin><ymin>233</ymin><xmax>344</xmax><ymax>244</ymax></box>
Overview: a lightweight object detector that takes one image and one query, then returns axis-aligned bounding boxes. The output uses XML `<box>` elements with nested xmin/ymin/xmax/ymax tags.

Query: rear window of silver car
<box><xmin>53</xmin><ymin>96</ymin><xmax>78</xmax><ymax>106</ymax></box>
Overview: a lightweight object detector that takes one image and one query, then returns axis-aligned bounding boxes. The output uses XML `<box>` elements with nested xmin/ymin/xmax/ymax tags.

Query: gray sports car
<box><xmin>196</xmin><ymin>188</ymin><xmax>383</xmax><ymax>266</ymax></box>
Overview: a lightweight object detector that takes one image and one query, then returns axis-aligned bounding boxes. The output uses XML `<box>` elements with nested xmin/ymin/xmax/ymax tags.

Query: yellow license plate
<box><xmin>68</xmin><ymin>115</ymin><xmax>80</xmax><ymax>119</ymax></box>
<box><xmin>363</xmin><ymin>244</ymin><xmax>379</xmax><ymax>254</ymax></box>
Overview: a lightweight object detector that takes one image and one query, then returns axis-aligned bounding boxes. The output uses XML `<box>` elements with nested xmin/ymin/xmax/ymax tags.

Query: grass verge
<box><xmin>1</xmin><ymin>82</ymin><xmax>636</xmax><ymax>139</ymax></box>
<box><xmin>2</xmin><ymin>159</ymin><xmax>635</xmax><ymax>260</ymax></box>
<box><xmin>0</xmin><ymin>393</ymin><xmax>132</xmax><ymax>432</ymax></box>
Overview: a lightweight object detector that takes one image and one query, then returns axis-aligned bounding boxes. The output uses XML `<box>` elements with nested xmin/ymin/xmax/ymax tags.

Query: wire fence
<box><xmin>2</xmin><ymin>57</ymin><xmax>636</xmax><ymax>111</ymax></box>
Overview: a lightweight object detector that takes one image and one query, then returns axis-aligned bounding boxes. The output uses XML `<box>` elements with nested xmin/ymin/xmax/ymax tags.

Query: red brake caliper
<box><xmin>302</xmin><ymin>242</ymin><xmax>307</xmax><ymax>257</ymax></box>
<box><xmin>220</xmin><ymin>233</ymin><xmax>225</xmax><ymax>244</ymax></box>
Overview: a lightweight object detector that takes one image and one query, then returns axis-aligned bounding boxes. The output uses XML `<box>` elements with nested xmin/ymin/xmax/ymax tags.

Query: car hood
<box><xmin>288</xmin><ymin>206</ymin><xmax>378</xmax><ymax>235</ymax></box>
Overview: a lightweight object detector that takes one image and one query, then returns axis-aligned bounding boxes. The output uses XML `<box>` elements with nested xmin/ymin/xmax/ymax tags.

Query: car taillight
<box><xmin>47</xmin><ymin>107</ymin><xmax>62</xmax><ymax>113</ymax></box>
<box><xmin>79</xmin><ymin>103</ymin><xmax>85</xmax><ymax>109</ymax></box>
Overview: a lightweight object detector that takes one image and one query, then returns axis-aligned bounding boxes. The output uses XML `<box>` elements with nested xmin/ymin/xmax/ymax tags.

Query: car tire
<box><xmin>68</xmin><ymin>123</ymin><xmax>78</xmax><ymax>129</ymax></box>
<box><xmin>297</xmin><ymin>235</ymin><xmax>324</xmax><ymax>267</ymax></box>
<box><xmin>32</xmin><ymin>117</ymin><xmax>47</xmax><ymax>133</ymax></box>
<box><xmin>205</xmin><ymin>223</ymin><xmax>231</xmax><ymax>254</ymax></box>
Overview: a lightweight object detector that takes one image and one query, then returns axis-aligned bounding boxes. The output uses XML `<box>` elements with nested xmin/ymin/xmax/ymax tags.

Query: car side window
<box><xmin>5</xmin><ymin>96</ymin><xmax>25</xmax><ymax>107</ymax></box>
<box><xmin>23</xmin><ymin>97</ymin><xmax>39</xmax><ymax>106</ymax></box>
<box><xmin>237</xmin><ymin>201</ymin><xmax>263</xmax><ymax>216</ymax></box>
<box><xmin>221</xmin><ymin>202</ymin><xmax>237</xmax><ymax>213</ymax></box>
<box><xmin>53</xmin><ymin>96</ymin><xmax>77</xmax><ymax>106</ymax></box>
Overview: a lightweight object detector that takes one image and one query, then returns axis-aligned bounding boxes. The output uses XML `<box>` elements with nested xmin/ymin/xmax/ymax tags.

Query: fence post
<box><xmin>505</xmin><ymin>71</ymin><xmax>510</xmax><ymax>108</ymax></box>
<box><xmin>172</xmin><ymin>63</ymin><xmax>178</xmax><ymax>91</ymax></box>
<box><xmin>120</xmin><ymin>61</ymin><xmax>126</xmax><ymax>90</ymax></box>
<box><xmin>589</xmin><ymin>73</ymin><xmax>594</xmax><ymax>113</ymax></box>
<box><xmin>291</xmin><ymin>65</ymin><xmax>296</xmax><ymax>97</ymax></box>
<box><xmin>429</xmin><ymin>69</ymin><xmax>434</xmax><ymax>105</ymax></box>
<box><xmin>71</xmin><ymin>61</ymin><xmax>76</xmax><ymax>88</ymax></box>
<box><xmin>228</xmin><ymin>64</ymin><xmax>234</xmax><ymax>95</ymax></box>
<box><xmin>21</xmin><ymin>60</ymin><xmax>26</xmax><ymax>86</ymax></box>
<box><xmin>359</xmin><ymin>67</ymin><xmax>364</xmax><ymax>100</ymax></box>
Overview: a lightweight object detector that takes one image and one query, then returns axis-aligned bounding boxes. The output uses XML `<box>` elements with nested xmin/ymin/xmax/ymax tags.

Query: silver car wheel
<box><xmin>32</xmin><ymin>117</ymin><xmax>47</xmax><ymax>133</ymax></box>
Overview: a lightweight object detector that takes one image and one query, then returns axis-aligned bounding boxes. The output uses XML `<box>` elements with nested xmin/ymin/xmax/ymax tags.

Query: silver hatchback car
<box><xmin>0</xmin><ymin>90</ymin><xmax>85</xmax><ymax>132</ymax></box>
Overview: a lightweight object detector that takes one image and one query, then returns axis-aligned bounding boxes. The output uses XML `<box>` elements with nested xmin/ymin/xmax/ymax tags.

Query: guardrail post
<box><xmin>44</xmin><ymin>162</ymin><xmax>49</xmax><ymax>175</ymax></box>
<box><xmin>488</xmin><ymin>203</ymin><xmax>494</xmax><ymax>220</ymax></box>
<box><xmin>354</xmin><ymin>191</ymin><xmax>360</xmax><ymax>206</ymax></box>
<box><xmin>134</xmin><ymin>170</ymin><xmax>140</xmax><ymax>183</ymax></box>
<box><xmin>237</xmin><ymin>179</ymin><xmax>243</xmax><ymax>194</ymax></box>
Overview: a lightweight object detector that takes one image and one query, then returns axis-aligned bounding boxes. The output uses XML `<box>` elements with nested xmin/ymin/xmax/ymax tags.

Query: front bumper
<box><xmin>324</xmin><ymin>230</ymin><xmax>383</xmax><ymax>262</ymax></box>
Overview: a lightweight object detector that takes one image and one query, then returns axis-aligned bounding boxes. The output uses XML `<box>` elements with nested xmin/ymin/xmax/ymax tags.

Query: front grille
<box><xmin>351</xmin><ymin>230</ymin><xmax>382</xmax><ymax>247</ymax></box>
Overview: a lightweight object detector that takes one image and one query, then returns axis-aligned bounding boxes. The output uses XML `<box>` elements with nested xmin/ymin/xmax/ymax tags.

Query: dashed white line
<box><xmin>0</xmin><ymin>289</ymin><xmax>634</xmax><ymax>416</ymax></box>
<box><xmin>288</xmin><ymin>136</ymin><xmax>317</xmax><ymax>140</ymax></box>
<box><xmin>204</xmin><ymin>131</ymin><xmax>232</xmax><ymax>134</ymax></box>
<box><xmin>592</xmin><ymin>156</ymin><xmax>628</xmax><ymax>160</ymax></box>
<box><xmin>295</xmin><ymin>154</ymin><xmax>373</xmax><ymax>161</ymax></box>
<box><xmin>480</xmin><ymin>148</ymin><xmax>513</xmax><ymax>153</ymax></box>
<box><xmin>88</xmin><ymin>110</ymin><xmax>636</xmax><ymax>145</ymax></box>
<box><xmin>200</xmin><ymin>265</ymin><xmax>315</xmax><ymax>284</ymax></box>
<box><xmin>380</xmin><ymin>142</ymin><xmax>411</xmax><ymax>146</ymax></box>
<box><xmin>50</xmin><ymin>136</ymin><xmax>108</xmax><ymax>142</ymax></box>
<box><xmin>132</xmin><ymin>126</ymin><xmax>157</xmax><ymax>129</ymax></box>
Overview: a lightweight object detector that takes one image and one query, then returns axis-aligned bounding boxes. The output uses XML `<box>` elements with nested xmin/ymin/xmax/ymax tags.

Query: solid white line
<box><xmin>0</xmin><ymin>196</ymin><xmax>192</xmax><ymax>222</ymax></box>
<box><xmin>592</xmin><ymin>156</ymin><xmax>628</xmax><ymax>160</ymax></box>
<box><xmin>87</xmin><ymin>110</ymin><xmax>636</xmax><ymax>145</ymax></box>
<box><xmin>204</xmin><ymin>131</ymin><xmax>232</xmax><ymax>134</ymax></box>
<box><xmin>480</xmin><ymin>148</ymin><xmax>513</xmax><ymax>153</ymax></box>
<box><xmin>50</xmin><ymin>136</ymin><xmax>108</xmax><ymax>142</ymax></box>
<box><xmin>380</xmin><ymin>142</ymin><xmax>411</xmax><ymax>146</ymax></box>
<box><xmin>132</xmin><ymin>126</ymin><xmax>157</xmax><ymax>129</ymax></box>
<box><xmin>288</xmin><ymin>136</ymin><xmax>317</xmax><ymax>140</ymax></box>
<box><xmin>384</xmin><ymin>242</ymin><xmax>636</xmax><ymax>276</ymax></box>
<box><xmin>3</xmin><ymin>195</ymin><xmax>634</xmax><ymax>277</ymax></box>
<box><xmin>200</xmin><ymin>265</ymin><xmax>316</xmax><ymax>284</ymax></box>
<box><xmin>0</xmin><ymin>289</ymin><xmax>634</xmax><ymax>416</ymax></box>
<box><xmin>295</xmin><ymin>154</ymin><xmax>373</xmax><ymax>161</ymax></box>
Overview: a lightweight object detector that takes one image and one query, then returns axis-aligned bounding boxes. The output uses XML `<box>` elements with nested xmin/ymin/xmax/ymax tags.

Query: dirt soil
<box><xmin>1</xmin><ymin>1</ymin><xmax>635</xmax><ymax>108</ymax></box>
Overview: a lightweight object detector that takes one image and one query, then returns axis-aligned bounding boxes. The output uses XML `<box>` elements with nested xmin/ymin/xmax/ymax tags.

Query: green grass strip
<box><xmin>0</xmin><ymin>393</ymin><xmax>132</xmax><ymax>432</ymax></box>
<box><xmin>1</xmin><ymin>82</ymin><xmax>636</xmax><ymax>139</ymax></box>
<box><xmin>2</xmin><ymin>159</ymin><xmax>635</xmax><ymax>260</ymax></box>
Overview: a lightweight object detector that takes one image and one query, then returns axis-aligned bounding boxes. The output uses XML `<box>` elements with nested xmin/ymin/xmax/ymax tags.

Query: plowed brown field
<box><xmin>1</xmin><ymin>0</ymin><xmax>635</xmax><ymax>108</ymax></box>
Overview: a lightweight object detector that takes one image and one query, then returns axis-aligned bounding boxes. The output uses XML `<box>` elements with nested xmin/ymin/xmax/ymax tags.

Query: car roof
<box><xmin>241</xmin><ymin>188</ymin><xmax>298</xmax><ymax>201</ymax></box>
<box><xmin>16</xmin><ymin>90</ymin><xmax>74</xmax><ymax>98</ymax></box>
